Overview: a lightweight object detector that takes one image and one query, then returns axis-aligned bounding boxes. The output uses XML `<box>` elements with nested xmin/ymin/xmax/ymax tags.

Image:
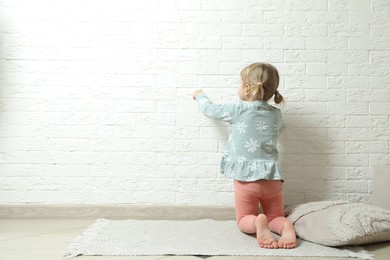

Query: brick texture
<box><xmin>0</xmin><ymin>0</ymin><xmax>389</xmax><ymax>205</ymax></box>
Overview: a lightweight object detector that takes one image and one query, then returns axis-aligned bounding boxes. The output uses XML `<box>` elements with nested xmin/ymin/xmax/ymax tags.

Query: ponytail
<box><xmin>274</xmin><ymin>90</ymin><xmax>284</xmax><ymax>104</ymax></box>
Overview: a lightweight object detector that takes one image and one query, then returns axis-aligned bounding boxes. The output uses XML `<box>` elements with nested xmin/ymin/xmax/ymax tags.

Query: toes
<box><xmin>278</xmin><ymin>242</ymin><xmax>296</xmax><ymax>249</ymax></box>
<box><xmin>259</xmin><ymin>241</ymin><xmax>279</xmax><ymax>249</ymax></box>
<box><xmin>259</xmin><ymin>243</ymin><xmax>268</xmax><ymax>248</ymax></box>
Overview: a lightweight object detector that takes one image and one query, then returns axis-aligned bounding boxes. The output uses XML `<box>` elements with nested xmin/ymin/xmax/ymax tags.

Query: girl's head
<box><xmin>239</xmin><ymin>62</ymin><xmax>284</xmax><ymax>104</ymax></box>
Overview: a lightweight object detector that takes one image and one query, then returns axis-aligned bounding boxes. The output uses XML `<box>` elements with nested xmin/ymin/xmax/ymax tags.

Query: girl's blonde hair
<box><xmin>240</xmin><ymin>62</ymin><xmax>284</xmax><ymax>104</ymax></box>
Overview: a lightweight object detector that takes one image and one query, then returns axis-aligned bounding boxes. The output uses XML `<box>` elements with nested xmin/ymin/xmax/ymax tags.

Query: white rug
<box><xmin>64</xmin><ymin>219</ymin><xmax>373</xmax><ymax>259</ymax></box>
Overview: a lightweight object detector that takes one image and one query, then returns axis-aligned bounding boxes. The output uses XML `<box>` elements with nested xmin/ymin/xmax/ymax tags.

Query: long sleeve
<box><xmin>195</xmin><ymin>93</ymin><xmax>238</xmax><ymax>123</ymax></box>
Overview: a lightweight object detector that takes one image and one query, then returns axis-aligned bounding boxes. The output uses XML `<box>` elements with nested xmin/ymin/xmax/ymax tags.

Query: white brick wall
<box><xmin>0</xmin><ymin>0</ymin><xmax>389</xmax><ymax>206</ymax></box>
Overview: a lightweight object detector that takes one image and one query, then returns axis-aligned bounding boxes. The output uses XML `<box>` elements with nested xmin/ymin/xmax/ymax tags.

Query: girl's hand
<box><xmin>192</xmin><ymin>89</ymin><xmax>203</xmax><ymax>100</ymax></box>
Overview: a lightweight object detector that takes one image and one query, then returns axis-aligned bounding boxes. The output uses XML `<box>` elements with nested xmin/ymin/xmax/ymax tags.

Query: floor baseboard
<box><xmin>0</xmin><ymin>204</ymin><xmax>236</xmax><ymax>220</ymax></box>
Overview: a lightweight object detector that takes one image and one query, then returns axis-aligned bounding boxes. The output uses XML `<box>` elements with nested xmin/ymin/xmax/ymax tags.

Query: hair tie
<box><xmin>257</xmin><ymin>82</ymin><xmax>263</xmax><ymax>87</ymax></box>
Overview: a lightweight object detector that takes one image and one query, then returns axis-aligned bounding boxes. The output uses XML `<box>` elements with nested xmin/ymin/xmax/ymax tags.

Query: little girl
<box><xmin>193</xmin><ymin>63</ymin><xmax>296</xmax><ymax>249</ymax></box>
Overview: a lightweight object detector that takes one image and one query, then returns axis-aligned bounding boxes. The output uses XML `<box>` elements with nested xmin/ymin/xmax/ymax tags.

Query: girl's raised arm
<box><xmin>194</xmin><ymin>92</ymin><xmax>238</xmax><ymax>123</ymax></box>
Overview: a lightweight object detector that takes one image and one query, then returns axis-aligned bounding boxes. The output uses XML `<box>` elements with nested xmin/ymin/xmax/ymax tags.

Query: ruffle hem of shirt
<box><xmin>220</xmin><ymin>159</ymin><xmax>283</xmax><ymax>182</ymax></box>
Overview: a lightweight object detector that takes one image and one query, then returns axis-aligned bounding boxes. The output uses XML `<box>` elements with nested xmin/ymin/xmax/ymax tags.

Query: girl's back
<box><xmin>231</xmin><ymin>100</ymin><xmax>283</xmax><ymax>161</ymax></box>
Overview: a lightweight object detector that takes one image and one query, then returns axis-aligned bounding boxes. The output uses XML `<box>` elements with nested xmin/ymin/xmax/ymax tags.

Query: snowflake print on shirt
<box><xmin>249</xmin><ymin>161</ymin><xmax>258</xmax><ymax>172</ymax></box>
<box><xmin>225</xmin><ymin>167</ymin><xmax>235</xmax><ymax>179</ymax></box>
<box><xmin>221</xmin><ymin>112</ymin><xmax>232</xmax><ymax>122</ymax></box>
<box><xmin>244</xmin><ymin>138</ymin><xmax>259</xmax><ymax>153</ymax></box>
<box><xmin>236</xmin><ymin>122</ymin><xmax>247</xmax><ymax>134</ymax></box>
<box><xmin>236</xmin><ymin>155</ymin><xmax>246</xmax><ymax>164</ymax></box>
<box><xmin>265</xmin><ymin>140</ymin><xmax>275</xmax><ymax>153</ymax></box>
<box><xmin>256</xmin><ymin>122</ymin><xmax>268</xmax><ymax>133</ymax></box>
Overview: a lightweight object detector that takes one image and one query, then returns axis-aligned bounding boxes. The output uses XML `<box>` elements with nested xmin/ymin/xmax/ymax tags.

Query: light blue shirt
<box><xmin>196</xmin><ymin>93</ymin><xmax>284</xmax><ymax>182</ymax></box>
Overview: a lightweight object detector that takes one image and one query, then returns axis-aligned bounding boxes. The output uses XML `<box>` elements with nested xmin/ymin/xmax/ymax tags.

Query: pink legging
<box><xmin>234</xmin><ymin>179</ymin><xmax>287</xmax><ymax>235</ymax></box>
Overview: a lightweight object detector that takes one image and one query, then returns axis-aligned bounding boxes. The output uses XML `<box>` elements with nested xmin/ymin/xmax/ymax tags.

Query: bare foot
<box><xmin>254</xmin><ymin>214</ymin><xmax>279</xmax><ymax>249</ymax></box>
<box><xmin>278</xmin><ymin>220</ymin><xmax>297</xmax><ymax>249</ymax></box>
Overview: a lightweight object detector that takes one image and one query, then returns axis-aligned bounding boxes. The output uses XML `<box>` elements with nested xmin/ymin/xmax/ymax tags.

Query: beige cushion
<box><xmin>286</xmin><ymin>201</ymin><xmax>390</xmax><ymax>246</ymax></box>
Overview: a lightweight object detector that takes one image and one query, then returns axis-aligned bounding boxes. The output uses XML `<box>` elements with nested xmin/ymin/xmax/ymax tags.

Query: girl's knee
<box><xmin>236</xmin><ymin>215</ymin><xmax>257</xmax><ymax>234</ymax></box>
